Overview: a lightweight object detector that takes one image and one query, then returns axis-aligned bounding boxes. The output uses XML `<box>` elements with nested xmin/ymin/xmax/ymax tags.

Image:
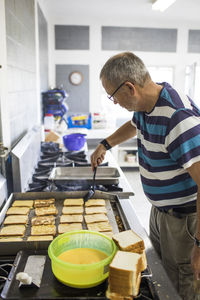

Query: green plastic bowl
<box><xmin>48</xmin><ymin>230</ymin><xmax>117</xmax><ymax>288</ymax></box>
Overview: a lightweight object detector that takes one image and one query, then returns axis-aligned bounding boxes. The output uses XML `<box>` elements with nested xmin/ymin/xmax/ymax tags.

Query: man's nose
<box><xmin>113</xmin><ymin>98</ymin><xmax>118</xmax><ymax>104</ymax></box>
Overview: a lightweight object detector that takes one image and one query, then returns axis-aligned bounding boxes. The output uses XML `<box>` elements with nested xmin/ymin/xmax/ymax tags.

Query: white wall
<box><xmin>0</xmin><ymin>0</ymin><xmax>10</xmax><ymax>146</ymax></box>
<box><xmin>46</xmin><ymin>13</ymin><xmax>200</xmax><ymax>113</ymax></box>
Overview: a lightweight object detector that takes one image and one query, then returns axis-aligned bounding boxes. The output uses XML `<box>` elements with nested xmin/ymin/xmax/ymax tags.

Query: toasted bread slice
<box><xmin>0</xmin><ymin>225</ymin><xmax>26</xmax><ymax>236</ymax></box>
<box><xmin>85</xmin><ymin>206</ymin><xmax>107</xmax><ymax>215</ymax></box>
<box><xmin>6</xmin><ymin>207</ymin><xmax>30</xmax><ymax>215</ymax></box>
<box><xmin>31</xmin><ymin>215</ymin><xmax>55</xmax><ymax>226</ymax></box>
<box><xmin>106</xmin><ymin>287</ymin><xmax>133</xmax><ymax>300</ymax></box>
<box><xmin>0</xmin><ymin>236</ymin><xmax>23</xmax><ymax>242</ymax></box>
<box><xmin>112</xmin><ymin>230</ymin><xmax>145</xmax><ymax>253</ymax></box>
<box><xmin>4</xmin><ymin>215</ymin><xmax>28</xmax><ymax>225</ymax></box>
<box><xmin>62</xmin><ymin>206</ymin><xmax>83</xmax><ymax>215</ymax></box>
<box><xmin>12</xmin><ymin>200</ymin><xmax>34</xmax><ymax>207</ymax></box>
<box><xmin>85</xmin><ymin>213</ymin><xmax>108</xmax><ymax>224</ymax></box>
<box><xmin>58</xmin><ymin>223</ymin><xmax>82</xmax><ymax>234</ymax></box>
<box><xmin>63</xmin><ymin>198</ymin><xmax>84</xmax><ymax>206</ymax></box>
<box><xmin>85</xmin><ymin>199</ymin><xmax>105</xmax><ymax>207</ymax></box>
<box><xmin>35</xmin><ymin>205</ymin><xmax>58</xmax><ymax>216</ymax></box>
<box><xmin>27</xmin><ymin>235</ymin><xmax>54</xmax><ymax>241</ymax></box>
<box><xmin>34</xmin><ymin>198</ymin><xmax>55</xmax><ymax>208</ymax></box>
<box><xmin>31</xmin><ymin>225</ymin><xmax>56</xmax><ymax>236</ymax></box>
<box><xmin>60</xmin><ymin>214</ymin><xmax>83</xmax><ymax>223</ymax></box>
<box><xmin>87</xmin><ymin>221</ymin><xmax>112</xmax><ymax>232</ymax></box>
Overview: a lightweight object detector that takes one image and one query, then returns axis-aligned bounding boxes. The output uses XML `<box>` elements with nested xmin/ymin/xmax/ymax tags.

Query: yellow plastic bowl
<box><xmin>48</xmin><ymin>230</ymin><xmax>117</xmax><ymax>288</ymax></box>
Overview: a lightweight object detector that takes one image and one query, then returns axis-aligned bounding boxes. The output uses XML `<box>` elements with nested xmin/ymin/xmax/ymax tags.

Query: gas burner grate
<box><xmin>0</xmin><ymin>261</ymin><xmax>13</xmax><ymax>293</ymax></box>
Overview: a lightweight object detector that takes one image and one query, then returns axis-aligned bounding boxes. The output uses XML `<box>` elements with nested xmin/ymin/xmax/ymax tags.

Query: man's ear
<box><xmin>125</xmin><ymin>82</ymin><xmax>135</xmax><ymax>94</ymax></box>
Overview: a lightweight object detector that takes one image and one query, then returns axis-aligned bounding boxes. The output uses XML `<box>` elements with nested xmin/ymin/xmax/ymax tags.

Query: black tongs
<box><xmin>83</xmin><ymin>167</ymin><xmax>97</xmax><ymax>202</ymax></box>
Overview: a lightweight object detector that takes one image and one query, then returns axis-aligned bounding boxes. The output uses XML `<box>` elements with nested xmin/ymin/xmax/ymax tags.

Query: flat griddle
<box><xmin>0</xmin><ymin>191</ymin><xmax>129</xmax><ymax>256</ymax></box>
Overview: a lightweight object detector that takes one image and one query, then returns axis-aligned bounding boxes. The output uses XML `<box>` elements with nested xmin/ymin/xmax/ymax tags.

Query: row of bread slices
<box><xmin>107</xmin><ymin>229</ymin><xmax>147</xmax><ymax>300</ymax></box>
<box><xmin>0</xmin><ymin>199</ymin><xmax>58</xmax><ymax>241</ymax></box>
<box><xmin>0</xmin><ymin>198</ymin><xmax>113</xmax><ymax>241</ymax></box>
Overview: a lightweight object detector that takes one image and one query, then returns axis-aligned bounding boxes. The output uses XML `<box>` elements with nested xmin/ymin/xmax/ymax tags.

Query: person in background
<box><xmin>91</xmin><ymin>52</ymin><xmax>200</xmax><ymax>300</ymax></box>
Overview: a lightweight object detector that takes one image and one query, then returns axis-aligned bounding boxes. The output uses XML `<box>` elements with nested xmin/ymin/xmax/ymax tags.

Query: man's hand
<box><xmin>191</xmin><ymin>244</ymin><xmax>200</xmax><ymax>280</ymax></box>
<box><xmin>90</xmin><ymin>144</ymin><xmax>106</xmax><ymax>170</ymax></box>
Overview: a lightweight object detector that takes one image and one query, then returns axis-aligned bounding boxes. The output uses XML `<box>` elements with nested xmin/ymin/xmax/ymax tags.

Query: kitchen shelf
<box><xmin>114</xmin><ymin>138</ymin><xmax>139</xmax><ymax>168</ymax></box>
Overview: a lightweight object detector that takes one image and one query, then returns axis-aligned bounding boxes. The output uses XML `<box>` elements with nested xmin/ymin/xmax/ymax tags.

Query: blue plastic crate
<box><xmin>67</xmin><ymin>114</ymin><xmax>91</xmax><ymax>129</ymax></box>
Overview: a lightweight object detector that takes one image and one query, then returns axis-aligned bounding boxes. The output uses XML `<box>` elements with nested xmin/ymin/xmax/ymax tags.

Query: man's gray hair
<box><xmin>100</xmin><ymin>52</ymin><xmax>151</xmax><ymax>87</ymax></box>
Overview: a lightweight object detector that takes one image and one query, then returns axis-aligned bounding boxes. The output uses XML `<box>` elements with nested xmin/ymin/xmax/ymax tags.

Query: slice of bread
<box><xmin>60</xmin><ymin>214</ymin><xmax>83</xmax><ymax>223</ymax></box>
<box><xmin>27</xmin><ymin>235</ymin><xmax>53</xmax><ymax>241</ymax></box>
<box><xmin>106</xmin><ymin>288</ymin><xmax>133</xmax><ymax>300</ymax></box>
<box><xmin>62</xmin><ymin>206</ymin><xmax>83</xmax><ymax>215</ymax></box>
<box><xmin>109</xmin><ymin>251</ymin><xmax>142</xmax><ymax>297</ymax></box>
<box><xmin>6</xmin><ymin>207</ymin><xmax>30</xmax><ymax>215</ymax></box>
<box><xmin>85</xmin><ymin>206</ymin><xmax>107</xmax><ymax>215</ymax></box>
<box><xmin>34</xmin><ymin>199</ymin><xmax>55</xmax><ymax>208</ymax></box>
<box><xmin>31</xmin><ymin>216</ymin><xmax>55</xmax><ymax>226</ymax></box>
<box><xmin>58</xmin><ymin>223</ymin><xmax>82</xmax><ymax>234</ymax></box>
<box><xmin>63</xmin><ymin>198</ymin><xmax>84</xmax><ymax>206</ymax></box>
<box><xmin>4</xmin><ymin>215</ymin><xmax>28</xmax><ymax>225</ymax></box>
<box><xmin>87</xmin><ymin>221</ymin><xmax>112</xmax><ymax>232</ymax></box>
<box><xmin>0</xmin><ymin>225</ymin><xmax>26</xmax><ymax>236</ymax></box>
<box><xmin>35</xmin><ymin>205</ymin><xmax>58</xmax><ymax>216</ymax></box>
<box><xmin>85</xmin><ymin>213</ymin><xmax>108</xmax><ymax>224</ymax></box>
<box><xmin>12</xmin><ymin>200</ymin><xmax>34</xmax><ymax>207</ymax></box>
<box><xmin>112</xmin><ymin>230</ymin><xmax>145</xmax><ymax>253</ymax></box>
<box><xmin>85</xmin><ymin>199</ymin><xmax>105</xmax><ymax>207</ymax></box>
<box><xmin>31</xmin><ymin>225</ymin><xmax>56</xmax><ymax>236</ymax></box>
<box><xmin>0</xmin><ymin>236</ymin><xmax>23</xmax><ymax>242</ymax></box>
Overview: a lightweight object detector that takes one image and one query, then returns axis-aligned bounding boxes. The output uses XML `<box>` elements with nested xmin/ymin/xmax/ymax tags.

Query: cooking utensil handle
<box><xmin>92</xmin><ymin>167</ymin><xmax>97</xmax><ymax>189</ymax></box>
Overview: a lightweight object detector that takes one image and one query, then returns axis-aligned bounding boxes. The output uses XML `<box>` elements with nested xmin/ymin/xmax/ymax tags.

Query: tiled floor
<box><xmin>123</xmin><ymin>168</ymin><xmax>151</xmax><ymax>235</ymax></box>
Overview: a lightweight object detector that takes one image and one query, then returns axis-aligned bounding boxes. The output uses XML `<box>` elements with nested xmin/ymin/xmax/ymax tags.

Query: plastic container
<box><xmin>67</xmin><ymin>114</ymin><xmax>92</xmax><ymax>129</ymax></box>
<box><xmin>63</xmin><ymin>133</ymin><xmax>86</xmax><ymax>151</ymax></box>
<box><xmin>44</xmin><ymin>113</ymin><xmax>54</xmax><ymax>131</ymax></box>
<box><xmin>48</xmin><ymin>230</ymin><xmax>117</xmax><ymax>288</ymax></box>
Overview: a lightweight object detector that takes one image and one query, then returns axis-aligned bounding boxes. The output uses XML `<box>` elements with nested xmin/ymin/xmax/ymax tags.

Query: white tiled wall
<box><xmin>5</xmin><ymin>0</ymin><xmax>38</xmax><ymax>146</ymax></box>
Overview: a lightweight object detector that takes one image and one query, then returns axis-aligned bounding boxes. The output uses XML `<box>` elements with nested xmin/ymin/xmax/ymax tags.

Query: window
<box><xmin>185</xmin><ymin>63</ymin><xmax>200</xmax><ymax>105</ymax></box>
<box><xmin>147</xmin><ymin>66</ymin><xmax>174</xmax><ymax>85</ymax></box>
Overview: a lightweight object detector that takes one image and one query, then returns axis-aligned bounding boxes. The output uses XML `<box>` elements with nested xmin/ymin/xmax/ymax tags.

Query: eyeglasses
<box><xmin>107</xmin><ymin>81</ymin><xmax>126</xmax><ymax>101</ymax></box>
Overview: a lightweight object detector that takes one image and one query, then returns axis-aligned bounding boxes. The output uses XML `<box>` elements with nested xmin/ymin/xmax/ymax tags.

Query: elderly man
<box><xmin>91</xmin><ymin>52</ymin><xmax>200</xmax><ymax>300</ymax></box>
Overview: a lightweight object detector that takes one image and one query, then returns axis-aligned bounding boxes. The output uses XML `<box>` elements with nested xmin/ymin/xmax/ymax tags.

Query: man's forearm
<box><xmin>106</xmin><ymin>121</ymin><xmax>136</xmax><ymax>148</ymax></box>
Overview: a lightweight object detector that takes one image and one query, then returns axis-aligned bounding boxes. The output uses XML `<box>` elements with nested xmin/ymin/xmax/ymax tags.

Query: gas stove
<box><xmin>26</xmin><ymin>142</ymin><xmax>123</xmax><ymax>193</ymax></box>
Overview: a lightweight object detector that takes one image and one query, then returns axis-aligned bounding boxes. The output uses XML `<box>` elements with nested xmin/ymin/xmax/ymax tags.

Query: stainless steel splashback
<box><xmin>0</xmin><ymin>173</ymin><xmax>7</xmax><ymax>209</ymax></box>
<box><xmin>11</xmin><ymin>126</ymin><xmax>41</xmax><ymax>192</ymax></box>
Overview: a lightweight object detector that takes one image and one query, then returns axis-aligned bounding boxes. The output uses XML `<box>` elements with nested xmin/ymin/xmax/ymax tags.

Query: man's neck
<box><xmin>140</xmin><ymin>81</ymin><xmax>163</xmax><ymax>113</ymax></box>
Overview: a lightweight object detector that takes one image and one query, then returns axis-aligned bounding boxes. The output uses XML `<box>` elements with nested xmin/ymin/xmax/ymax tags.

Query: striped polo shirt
<box><xmin>131</xmin><ymin>82</ymin><xmax>200</xmax><ymax>208</ymax></box>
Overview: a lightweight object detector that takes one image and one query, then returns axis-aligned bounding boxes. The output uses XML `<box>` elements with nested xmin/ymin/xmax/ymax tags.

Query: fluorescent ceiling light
<box><xmin>152</xmin><ymin>0</ymin><xmax>176</xmax><ymax>12</ymax></box>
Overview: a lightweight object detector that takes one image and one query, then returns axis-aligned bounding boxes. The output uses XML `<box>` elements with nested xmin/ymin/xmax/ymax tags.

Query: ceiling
<box><xmin>41</xmin><ymin>0</ymin><xmax>200</xmax><ymax>24</ymax></box>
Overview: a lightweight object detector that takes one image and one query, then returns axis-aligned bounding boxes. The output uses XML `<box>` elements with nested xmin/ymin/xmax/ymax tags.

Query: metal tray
<box><xmin>0</xmin><ymin>191</ymin><xmax>129</xmax><ymax>256</ymax></box>
<box><xmin>48</xmin><ymin>167</ymin><xmax>120</xmax><ymax>185</ymax></box>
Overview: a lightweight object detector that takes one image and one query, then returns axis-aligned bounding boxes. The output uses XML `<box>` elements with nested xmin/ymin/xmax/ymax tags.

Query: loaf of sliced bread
<box><xmin>109</xmin><ymin>250</ymin><xmax>142</xmax><ymax>297</ymax></box>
